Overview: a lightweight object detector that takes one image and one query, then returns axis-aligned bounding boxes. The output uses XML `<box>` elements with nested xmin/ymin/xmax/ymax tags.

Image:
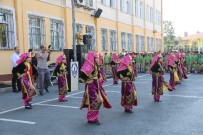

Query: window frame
<box><xmin>50</xmin><ymin>19</ymin><xmax>64</xmax><ymax>51</ymax></box>
<box><xmin>127</xmin><ymin>33</ymin><xmax>132</xmax><ymax>51</ymax></box>
<box><xmin>110</xmin><ymin>30</ymin><xmax>117</xmax><ymax>51</ymax></box>
<box><xmin>101</xmin><ymin>28</ymin><xmax>108</xmax><ymax>51</ymax></box>
<box><xmin>135</xmin><ymin>0</ymin><xmax>139</xmax><ymax>17</ymax></box>
<box><xmin>28</xmin><ymin>15</ymin><xmax>45</xmax><ymax>50</ymax></box>
<box><xmin>121</xmin><ymin>32</ymin><xmax>126</xmax><ymax>50</ymax></box>
<box><xmin>136</xmin><ymin>35</ymin><xmax>140</xmax><ymax>52</ymax></box>
<box><xmin>86</xmin><ymin>25</ymin><xmax>96</xmax><ymax>51</ymax></box>
<box><xmin>0</xmin><ymin>8</ymin><xmax>15</xmax><ymax>50</ymax></box>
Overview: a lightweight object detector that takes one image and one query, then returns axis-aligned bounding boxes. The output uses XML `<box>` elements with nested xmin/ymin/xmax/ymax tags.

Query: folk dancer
<box><xmin>53</xmin><ymin>54</ymin><xmax>68</xmax><ymax>102</ymax></box>
<box><xmin>117</xmin><ymin>55</ymin><xmax>137</xmax><ymax>113</ymax></box>
<box><xmin>15</xmin><ymin>53</ymin><xmax>37</xmax><ymax>109</ymax></box>
<box><xmin>110</xmin><ymin>53</ymin><xmax>119</xmax><ymax>84</ymax></box>
<box><xmin>80</xmin><ymin>52</ymin><xmax>112</xmax><ymax>125</ymax></box>
<box><xmin>179</xmin><ymin>49</ymin><xmax>188</xmax><ymax>79</ymax></box>
<box><xmin>167</xmin><ymin>51</ymin><xmax>177</xmax><ymax>90</ymax></box>
<box><xmin>151</xmin><ymin>54</ymin><xmax>173</xmax><ymax>102</ymax></box>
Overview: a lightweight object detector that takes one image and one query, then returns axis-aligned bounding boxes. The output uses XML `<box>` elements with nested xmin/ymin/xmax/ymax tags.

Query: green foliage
<box><xmin>163</xmin><ymin>21</ymin><xmax>175</xmax><ymax>51</ymax></box>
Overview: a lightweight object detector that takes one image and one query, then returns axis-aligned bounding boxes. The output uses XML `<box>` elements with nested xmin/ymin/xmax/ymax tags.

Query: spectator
<box><xmin>121</xmin><ymin>49</ymin><xmax>126</xmax><ymax>56</ymax></box>
<box><xmin>36</xmin><ymin>45</ymin><xmax>51</xmax><ymax>96</ymax></box>
<box><xmin>104</xmin><ymin>53</ymin><xmax>109</xmax><ymax>68</ymax></box>
<box><xmin>109</xmin><ymin>53</ymin><xmax>112</xmax><ymax>65</ymax></box>
<box><xmin>28</xmin><ymin>49</ymin><xmax>38</xmax><ymax>87</ymax></box>
<box><xmin>10</xmin><ymin>46</ymin><xmax>21</xmax><ymax>93</ymax></box>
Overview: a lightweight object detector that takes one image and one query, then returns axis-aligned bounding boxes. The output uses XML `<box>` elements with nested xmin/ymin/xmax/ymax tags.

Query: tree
<box><xmin>163</xmin><ymin>21</ymin><xmax>175</xmax><ymax>51</ymax></box>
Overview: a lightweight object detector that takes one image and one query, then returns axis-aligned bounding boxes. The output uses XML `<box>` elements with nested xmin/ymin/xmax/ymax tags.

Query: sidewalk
<box><xmin>0</xmin><ymin>74</ymin><xmax>113</xmax><ymax>94</ymax></box>
<box><xmin>0</xmin><ymin>81</ymin><xmax>12</xmax><ymax>93</ymax></box>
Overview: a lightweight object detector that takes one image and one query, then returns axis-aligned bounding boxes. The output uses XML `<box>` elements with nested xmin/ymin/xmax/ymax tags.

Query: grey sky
<box><xmin>163</xmin><ymin>0</ymin><xmax>203</xmax><ymax>37</ymax></box>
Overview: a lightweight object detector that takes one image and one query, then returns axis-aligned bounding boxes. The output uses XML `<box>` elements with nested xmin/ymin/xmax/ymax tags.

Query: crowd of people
<box><xmin>78</xmin><ymin>48</ymin><xmax>192</xmax><ymax>125</ymax></box>
<box><xmin>103</xmin><ymin>50</ymin><xmax>203</xmax><ymax>75</ymax></box>
<box><xmin>10</xmin><ymin>45</ymin><xmax>201</xmax><ymax>126</ymax></box>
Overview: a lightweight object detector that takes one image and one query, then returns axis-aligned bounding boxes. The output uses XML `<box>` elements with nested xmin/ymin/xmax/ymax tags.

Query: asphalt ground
<box><xmin>0</xmin><ymin>73</ymin><xmax>203</xmax><ymax>135</ymax></box>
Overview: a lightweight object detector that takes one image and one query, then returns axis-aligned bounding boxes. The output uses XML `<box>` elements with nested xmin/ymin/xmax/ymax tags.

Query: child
<box><xmin>54</xmin><ymin>54</ymin><xmax>68</xmax><ymax>102</ymax></box>
<box><xmin>15</xmin><ymin>53</ymin><xmax>37</xmax><ymax>109</ymax></box>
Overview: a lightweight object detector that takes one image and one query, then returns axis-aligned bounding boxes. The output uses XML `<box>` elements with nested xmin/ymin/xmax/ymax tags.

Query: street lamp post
<box><xmin>71</xmin><ymin>0</ymin><xmax>77</xmax><ymax>61</ymax></box>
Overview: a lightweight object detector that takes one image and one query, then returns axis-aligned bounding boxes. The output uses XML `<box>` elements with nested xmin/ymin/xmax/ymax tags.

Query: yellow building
<box><xmin>182</xmin><ymin>32</ymin><xmax>203</xmax><ymax>52</ymax></box>
<box><xmin>0</xmin><ymin>0</ymin><xmax>163</xmax><ymax>80</ymax></box>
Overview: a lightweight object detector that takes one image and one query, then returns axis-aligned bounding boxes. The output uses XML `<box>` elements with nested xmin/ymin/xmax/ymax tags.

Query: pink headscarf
<box><xmin>112</xmin><ymin>53</ymin><xmax>119</xmax><ymax>63</ymax></box>
<box><xmin>151</xmin><ymin>53</ymin><xmax>162</xmax><ymax>67</ymax></box>
<box><xmin>16</xmin><ymin>53</ymin><xmax>30</xmax><ymax>65</ymax></box>
<box><xmin>167</xmin><ymin>53</ymin><xmax>175</xmax><ymax>67</ymax></box>
<box><xmin>175</xmin><ymin>53</ymin><xmax>180</xmax><ymax>60</ymax></box>
<box><xmin>99</xmin><ymin>53</ymin><xmax>103</xmax><ymax>65</ymax></box>
<box><xmin>151</xmin><ymin>54</ymin><xmax>163</xmax><ymax>67</ymax></box>
<box><xmin>179</xmin><ymin>52</ymin><xmax>185</xmax><ymax>62</ymax></box>
<box><xmin>131</xmin><ymin>54</ymin><xmax>136</xmax><ymax>60</ymax></box>
<box><xmin>55</xmin><ymin>54</ymin><xmax>65</xmax><ymax>67</ymax></box>
<box><xmin>117</xmin><ymin>55</ymin><xmax>131</xmax><ymax>72</ymax></box>
<box><xmin>81</xmin><ymin>52</ymin><xmax>95</xmax><ymax>76</ymax></box>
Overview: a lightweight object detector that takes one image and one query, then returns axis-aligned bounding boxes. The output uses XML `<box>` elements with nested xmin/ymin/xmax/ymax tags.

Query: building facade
<box><xmin>0</xmin><ymin>0</ymin><xmax>163</xmax><ymax>78</ymax></box>
<box><xmin>181</xmin><ymin>32</ymin><xmax>203</xmax><ymax>52</ymax></box>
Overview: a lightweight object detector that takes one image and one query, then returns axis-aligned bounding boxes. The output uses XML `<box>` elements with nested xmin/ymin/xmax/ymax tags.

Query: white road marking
<box><xmin>187</xmin><ymin>74</ymin><xmax>192</xmax><ymax>77</ymax></box>
<box><xmin>135</xmin><ymin>82</ymin><xmax>148</xmax><ymax>83</ymax></box>
<box><xmin>0</xmin><ymin>74</ymin><xmax>148</xmax><ymax>115</ymax></box>
<box><xmin>184</xmin><ymin>79</ymin><xmax>191</xmax><ymax>81</ymax></box>
<box><xmin>136</xmin><ymin>74</ymin><xmax>150</xmax><ymax>78</ymax></box>
<box><xmin>0</xmin><ymin>106</ymin><xmax>25</xmax><ymax>115</ymax></box>
<box><xmin>137</xmin><ymin>79</ymin><xmax>152</xmax><ymax>80</ymax></box>
<box><xmin>106</xmin><ymin>91</ymin><xmax>121</xmax><ymax>93</ymax></box>
<box><xmin>0</xmin><ymin>118</ymin><xmax>36</xmax><ymax>125</ymax></box>
<box><xmin>37</xmin><ymin>104</ymin><xmax>79</xmax><ymax>109</ymax></box>
<box><xmin>69</xmin><ymin>96</ymin><xmax>83</xmax><ymax>99</ymax></box>
<box><xmin>103</xmin><ymin>83</ymin><xmax>114</xmax><ymax>87</ymax></box>
<box><xmin>164</xmin><ymin>94</ymin><xmax>203</xmax><ymax>99</ymax></box>
<box><xmin>0</xmin><ymin>91</ymin><xmax>84</xmax><ymax>115</ymax></box>
<box><xmin>106</xmin><ymin>74</ymin><xmax>149</xmax><ymax>81</ymax></box>
<box><xmin>107</xmin><ymin>86</ymin><xmax>121</xmax><ymax>87</ymax></box>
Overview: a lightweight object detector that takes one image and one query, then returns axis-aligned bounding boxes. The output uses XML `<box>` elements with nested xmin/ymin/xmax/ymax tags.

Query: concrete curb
<box><xmin>0</xmin><ymin>75</ymin><xmax>113</xmax><ymax>94</ymax></box>
<box><xmin>0</xmin><ymin>87</ymin><xmax>12</xmax><ymax>94</ymax></box>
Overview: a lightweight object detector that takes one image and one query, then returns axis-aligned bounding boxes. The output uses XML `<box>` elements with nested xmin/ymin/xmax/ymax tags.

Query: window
<box><xmin>86</xmin><ymin>25</ymin><xmax>96</xmax><ymax>50</ymax></box>
<box><xmin>140</xmin><ymin>35</ymin><xmax>144</xmax><ymax>52</ymax></box>
<box><xmin>126</xmin><ymin>0</ymin><xmax>132</xmax><ymax>14</ymax></box>
<box><xmin>120</xmin><ymin>0</ymin><xmax>125</xmax><ymax>12</ymax></box>
<box><xmin>135</xmin><ymin>0</ymin><xmax>138</xmax><ymax>17</ymax></box>
<box><xmin>155</xmin><ymin>10</ymin><xmax>158</xmax><ymax>24</ymax></box>
<box><xmin>121</xmin><ymin>32</ymin><xmax>126</xmax><ymax>50</ymax></box>
<box><xmin>110</xmin><ymin>30</ymin><xmax>117</xmax><ymax>51</ymax></box>
<box><xmin>150</xmin><ymin>7</ymin><xmax>154</xmax><ymax>22</ymax></box>
<box><xmin>101</xmin><ymin>0</ymin><xmax>106</xmax><ymax>4</ymax></box>
<box><xmin>147</xmin><ymin>37</ymin><xmax>150</xmax><ymax>52</ymax></box>
<box><xmin>139</xmin><ymin>1</ymin><xmax>144</xmax><ymax>19</ymax></box>
<box><xmin>28</xmin><ymin>15</ymin><xmax>45</xmax><ymax>50</ymax></box>
<box><xmin>86</xmin><ymin>0</ymin><xmax>95</xmax><ymax>8</ymax></box>
<box><xmin>158</xmin><ymin>11</ymin><xmax>161</xmax><ymax>25</ymax></box>
<box><xmin>110</xmin><ymin>0</ymin><xmax>116</xmax><ymax>8</ymax></box>
<box><xmin>146</xmin><ymin>5</ymin><xmax>150</xmax><ymax>21</ymax></box>
<box><xmin>147</xmin><ymin>37</ymin><xmax>154</xmax><ymax>52</ymax></box>
<box><xmin>156</xmin><ymin>38</ymin><xmax>161</xmax><ymax>51</ymax></box>
<box><xmin>76</xmin><ymin>23</ymin><xmax>83</xmax><ymax>33</ymax></box>
<box><xmin>0</xmin><ymin>8</ymin><xmax>15</xmax><ymax>50</ymax></box>
<box><xmin>151</xmin><ymin>37</ymin><xmax>154</xmax><ymax>52</ymax></box>
<box><xmin>159</xmin><ymin>39</ymin><xmax>161</xmax><ymax>51</ymax></box>
<box><xmin>101</xmin><ymin>28</ymin><xmax>108</xmax><ymax>51</ymax></box>
<box><xmin>136</xmin><ymin>35</ymin><xmax>139</xmax><ymax>52</ymax></box>
<box><xmin>127</xmin><ymin>33</ymin><xmax>132</xmax><ymax>51</ymax></box>
<box><xmin>156</xmin><ymin>38</ymin><xmax>159</xmax><ymax>51</ymax></box>
<box><xmin>50</xmin><ymin>19</ymin><xmax>64</xmax><ymax>50</ymax></box>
